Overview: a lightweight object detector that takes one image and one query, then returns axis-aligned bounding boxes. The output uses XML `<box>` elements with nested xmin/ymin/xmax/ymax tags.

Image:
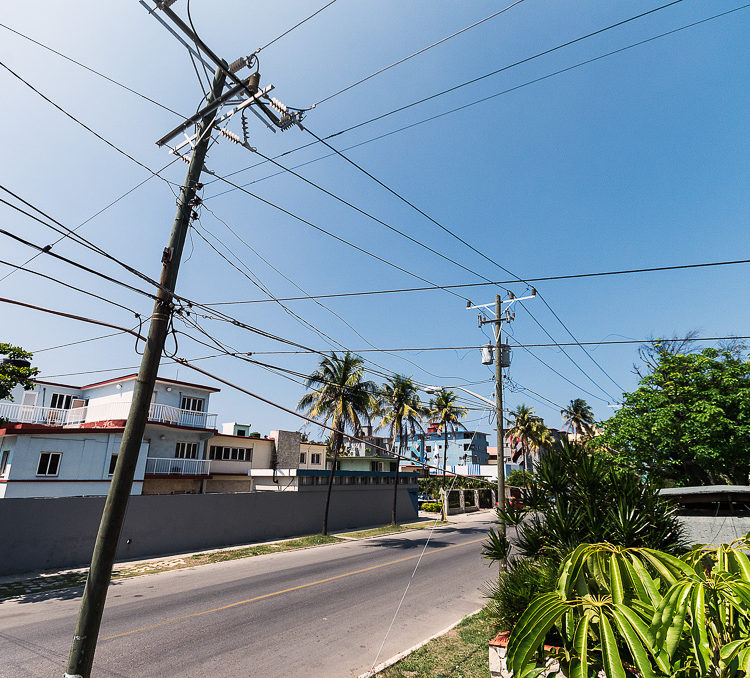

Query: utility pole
<box><xmin>494</xmin><ymin>294</ymin><xmax>505</xmax><ymax>537</ymax></box>
<box><xmin>467</xmin><ymin>289</ymin><xmax>536</xmax><ymax>544</ymax></box>
<box><xmin>64</xmin><ymin>66</ymin><xmax>227</xmax><ymax>678</ymax></box>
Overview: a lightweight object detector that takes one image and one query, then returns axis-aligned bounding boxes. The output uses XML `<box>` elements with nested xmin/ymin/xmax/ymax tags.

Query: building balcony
<box><xmin>145</xmin><ymin>457</ymin><xmax>211</xmax><ymax>476</ymax></box>
<box><xmin>0</xmin><ymin>400</ymin><xmax>217</xmax><ymax>430</ymax></box>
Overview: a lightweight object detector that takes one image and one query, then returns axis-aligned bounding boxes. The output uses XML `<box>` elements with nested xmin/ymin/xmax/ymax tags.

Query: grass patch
<box><xmin>185</xmin><ymin>534</ymin><xmax>341</xmax><ymax>565</ymax></box>
<box><xmin>0</xmin><ymin>534</ymin><xmax>340</xmax><ymax>601</ymax></box>
<box><xmin>378</xmin><ymin>607</ymin><xmax>497</xmax><ymax>677</ymax></box>
<box><xmin>340</xmin><ymin>521</ymin><xmax>448</xmax><ymax>539</ymax></box>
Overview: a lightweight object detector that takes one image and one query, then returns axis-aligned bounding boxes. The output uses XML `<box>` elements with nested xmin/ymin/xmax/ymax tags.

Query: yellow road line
<box><xmin>102</xmin><ymin>536</ymin><xmax>485</xmax><ymax>641</ymax></box>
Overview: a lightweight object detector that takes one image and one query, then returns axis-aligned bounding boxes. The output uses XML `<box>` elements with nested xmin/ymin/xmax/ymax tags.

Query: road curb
<box><xmin>357</xmin><ymin>607</ymin><xmax>484</xmax><ymax>677</ymax></box>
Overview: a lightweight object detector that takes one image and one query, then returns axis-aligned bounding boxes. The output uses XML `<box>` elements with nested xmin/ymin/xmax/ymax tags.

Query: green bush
<box><xmin>421</xmin><ymin>502</ymin><xmax>442</xmax><ymax>513</ymax></box>
<box><xmin>484</xmin><ymin>558</ymin><xmax>557</xmax><ymax>632</ymax></box>
<box><xmin>506</xmin><ymin>469</ymin><xmax>533</xmax><ymax>487</ymax></box>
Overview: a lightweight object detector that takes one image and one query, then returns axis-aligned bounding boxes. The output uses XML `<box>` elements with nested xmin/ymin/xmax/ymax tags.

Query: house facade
<box><xmin>0</xmin><ymin>374</ymin><xmax>218</xmax><ymax>498</ymax></box>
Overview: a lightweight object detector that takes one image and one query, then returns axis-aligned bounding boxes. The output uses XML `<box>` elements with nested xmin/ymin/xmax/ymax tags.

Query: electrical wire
<box><xmin>0</xmin><ymin>60</ymin><xmax>178</xmax><ymax>190</ymax></box>
<box><xmin>313</xmin><ymin>0</ymin><xmax>526</xmax><ymax>107</ymax></box>
<box><xmin>0</xmin><ymin>21</ymin><xmax>185</xmax><ymax>117</ymax></box>
<box><xmin>255</xmin><ymin>0</ymin><xmax>339</xmax><ymax>54</ymax></box>
<box><xmin>32</xmin><ymin>328</ymin><xmax>138</xmax><ymax>354</ymax></box>
<box><xmin>211</xmin><ymin>0</ymin><xmax>713</xmax><ymax>186</ymax></box>
<box><xmin>298</xmin><ymin>123</ymin><xmax>618</xmax><ymax>400</ymax></box>
<box><xmin>200</xmin><ymin>257</ymin><xmax>750</xmax><ymax>305</ymax></box>
<box><xmin>0</xmin><ymin>257</ymin><xmax>145</xmax><ymax>316</ymax></box>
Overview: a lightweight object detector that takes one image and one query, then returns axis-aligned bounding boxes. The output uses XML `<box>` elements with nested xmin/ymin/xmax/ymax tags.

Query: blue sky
<box><xmin>1</xmin><ymin>0</ymin><xmax>748</xmax><ymax>438</ymax></box>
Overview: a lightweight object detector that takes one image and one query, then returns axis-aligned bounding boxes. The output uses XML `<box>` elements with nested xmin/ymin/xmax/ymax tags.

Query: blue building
<box><xmin>399</xmin><ymin>424</ymin><xmax>490</xmax><ymax>470</ymax></box>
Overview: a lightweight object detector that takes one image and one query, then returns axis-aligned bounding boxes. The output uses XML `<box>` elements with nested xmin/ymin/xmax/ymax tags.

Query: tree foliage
<box><xmin>0</xmin><ymin>343</ymin><xmax>37</xmax><ymax>402</ymax></box>
<box><xmin>599</xmin><ymin>346</ymin><xmax>750</xmax><ymax>486</ymax></box>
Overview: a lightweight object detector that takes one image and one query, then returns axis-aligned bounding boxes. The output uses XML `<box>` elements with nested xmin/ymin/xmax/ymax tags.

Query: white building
<box><xmin>0</xmin><ymin>374</ymin><xmax>219</xmax><ymax>498</ymax></box>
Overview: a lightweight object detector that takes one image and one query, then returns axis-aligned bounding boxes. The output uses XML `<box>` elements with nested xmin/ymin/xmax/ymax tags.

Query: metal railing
<box><xmin>0</xmin><ymin>400</ymin><xmax>217</xmax><ymax>430</ymax></box>
<box><xmin>145</xmin><ymin>457</ymin><xmax>211</xmax><ymax>476</ymax></box>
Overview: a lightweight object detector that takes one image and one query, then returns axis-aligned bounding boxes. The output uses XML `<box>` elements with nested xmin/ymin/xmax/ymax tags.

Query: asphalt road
<box><xmin>0</xmin><ymin>512</ymin><xmax>496</xmax><ymax>677</ymax></box>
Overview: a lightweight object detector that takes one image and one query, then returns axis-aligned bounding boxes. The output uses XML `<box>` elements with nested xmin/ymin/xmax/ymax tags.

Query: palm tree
<box><xmin>297</xmin><ymin>352</ymin><xmax>376</xmax><ymax>535</ymax></box>
<box><xmin>506</xmin><ymin>404</ymin><xmax>551</xmax><ymax>474</ymax></box>
<box><xmin>428</xmin><ymin>389</ymin><xmax>468</xmax><ymax>521</ymax></box>
<box><xmin>561</xmin><ymin>398</ymin><xmax>595</xmax><ymax>439</ymax></box>
<box><xmin>377</xmin><ymin>375</ymin><xmax>426</xmax><ymax>525</ymax></box>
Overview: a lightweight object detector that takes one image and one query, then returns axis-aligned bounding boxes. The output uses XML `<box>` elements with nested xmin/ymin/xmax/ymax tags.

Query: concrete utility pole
<box><xmin>64</xmin><ymin>66</ymin><xmax>227</xmax><ymax>678</ymax></box>
<box><xmin>494</xmin><ymin>294</ymin><xmax>506</xmax><ymax>538</ymax></box>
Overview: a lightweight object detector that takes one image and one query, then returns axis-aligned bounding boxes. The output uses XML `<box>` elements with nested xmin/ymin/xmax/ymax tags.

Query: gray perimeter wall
<box><xmin>679</xmin><ymin>515</ymin><xmax>750</xmax><ymax>546</ymax></box>
<box><xmin>0</xmin><ymin>487</ymin><xmax>417</xmax><ymax>576</ymax></box>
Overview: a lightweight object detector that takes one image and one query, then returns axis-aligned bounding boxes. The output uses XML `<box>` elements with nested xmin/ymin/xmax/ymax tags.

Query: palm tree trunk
<box><xmin>391</xmin><ymin>423</ymin><xmax>402</xmax><ymax>525</ymax></box>
<box><xmin>441</xmin><ymin>427</ymin><xmax>448</xmax><ymax>521</ymax></box>
<box><xmin>322</xmin><ymin>430</ymin><xmax>341</xmax><ymax>536</ymax></box>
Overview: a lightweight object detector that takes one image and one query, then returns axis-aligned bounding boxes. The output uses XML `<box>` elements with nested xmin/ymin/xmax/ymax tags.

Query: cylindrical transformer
<box><xmin>499</xmin><ymin>343</ymin><xmax>511</xmax><ymax>368</ymax></box>
<box><xmin>481</xmin><ymin>343</ymin><xmax>494</xmax><ymax>365</ymax></box>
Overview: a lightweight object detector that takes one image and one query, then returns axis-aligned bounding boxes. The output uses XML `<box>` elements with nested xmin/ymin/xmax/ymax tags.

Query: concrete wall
<box><xmin>0</xmin><ymin>486</ymin><xmax>418</xmax><ymax>575</ymax></box>
<box><xmin>679</xmin><ymin>516</ymin><xmax>750</xmax><ymax>546</ymax></box>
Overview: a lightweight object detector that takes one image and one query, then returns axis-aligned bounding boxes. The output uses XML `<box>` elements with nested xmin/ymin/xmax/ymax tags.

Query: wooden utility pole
<box><xmin>64</xmin><ymin>66</ymin><xmax>227</xmax><ymax>678</ymax></box>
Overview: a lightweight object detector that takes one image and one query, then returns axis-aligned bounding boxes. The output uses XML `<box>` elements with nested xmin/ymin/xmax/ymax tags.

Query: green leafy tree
<box><xmin>561</xmin><ymin>397</ymin><xmax>596</xmax><ymax>439</ymax></box>
<box><xmin>599</xmin><ymin>346</ymin><xmax>750</xmax><ymax>486</ymax></box>
<box><xmin>376</xmin><ymin>374</ymin><xmax>426</xmax><ymax>525</ymax></box>
<box><xmin>428</xmin><ymin>389</ymin><xmax>467</xmax><ymax>520</ymax></box>
<box><xmin>297</xmin><ymin>352</ymin><xmax>376</xmax><ymax>535</ymax></box>
<box><xmin>0</xmin><ymin>343</ymin><xmax>37</xmax><ymax>402</ymax></box>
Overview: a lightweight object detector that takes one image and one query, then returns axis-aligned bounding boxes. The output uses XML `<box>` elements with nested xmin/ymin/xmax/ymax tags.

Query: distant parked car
<box><xmin>417</xmin><ymin>494</ymin><xmax>431</xmax><ymax>504</ymax></box>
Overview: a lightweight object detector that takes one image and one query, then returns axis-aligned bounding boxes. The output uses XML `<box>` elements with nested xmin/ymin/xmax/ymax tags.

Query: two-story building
<box><xmin>0</xmin><ymin>374</ymin><xmax>219</xmax><ymax>498</ymax></box>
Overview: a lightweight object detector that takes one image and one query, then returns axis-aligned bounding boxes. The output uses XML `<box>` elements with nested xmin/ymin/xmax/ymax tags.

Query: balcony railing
<box><xmin>145</xmin><ymin>457</ymin><xmax>211</xmax><ymax>476</ymax></box>
<box><xmin>0</xmin><ymin>400</ymin><xmax>217</xmax><ymax>430</ymax></box>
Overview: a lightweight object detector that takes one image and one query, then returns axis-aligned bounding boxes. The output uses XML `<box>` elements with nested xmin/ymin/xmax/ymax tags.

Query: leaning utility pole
<box><xmin>64</xmin><ymin>66</ymin><xmax>227</xmax><ymax>678</ymax></box>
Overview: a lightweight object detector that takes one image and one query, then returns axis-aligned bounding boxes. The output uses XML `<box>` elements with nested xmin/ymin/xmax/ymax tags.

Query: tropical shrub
<box><xmin>507</xmin><ymin>537</ymin><xmax>750</xmax><ymax>678</ymax></box>
<box><xmin>484</xmin><ymin>441</ymin><xmax>685</xmax><ymax>567</ymax></box>
<box><xmin>421</xmin><ymin>502</ymin><xmax>442</xmax><ymax>513</ymax></box>
<box><xmin>485</xmin><ymin>558</ymin><xmax>558</xmax><ymax>632</ymax></box>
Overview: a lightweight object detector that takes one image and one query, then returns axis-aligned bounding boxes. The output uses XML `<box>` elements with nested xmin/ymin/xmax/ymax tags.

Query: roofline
<box><xmin>34</xmin><ymin>373</ymin><xmax>222</xmax><ymax>393</ymax></box>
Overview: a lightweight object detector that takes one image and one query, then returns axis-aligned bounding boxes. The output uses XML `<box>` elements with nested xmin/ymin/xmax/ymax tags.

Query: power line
<box><xmin>202</xmin><ymin>257</ymin><xmax>750</xmax><ymax>305</ymax></box>
<box><xmin>0</xmin><ymin>21</ymin><xmax>185</xmax><ymax>117</ymax></box>
<box><xmin>32</xmin><ymin>328</ymin><xmax>137</xmax><ymax>354</ymax></box>
<box><xmin>203</xmin><ymin>167</ymin><xmax>470</xmax><ymax>303</ymax></box>
<box><xmin>312</xmin><ymin>0</ymin><xmax>526</xmax><ymax>106</ymax></box>
<box><xmin>211</xmin><ymin>0</ymin><xmax>699</xmax><ymax>186</ymax></box>
<box><xmin>0</xmin><ymin>157</ymin><xmax>181</xmax><ymax>285</ymax></box>
<box><xmin>255</xmin><ymin>0</ymin><xmax>339</xmax><ymax>54</ymax></box>
<box><xmin>316</xmin><ymin>0</ymin><xmax>687</xmax><ymax>139</ymax></box>
<box><xmin>0</xmin><ymin>256</ymin><xmax>145</xmax><ymax>316</ymax></box>
<box><xmin>297</xmin><ymin>123</ymin><xmax>618</xmax><ymax>400</ymax></box>
<box><xmin>240</xmin><ymin>335</ymin><xmax>750</xmax><ymax>354</ymax></box>
<box><xmin>0</xmin><ymin>60</ymin><xmax>178</xmax><ymax>189</ymax></box>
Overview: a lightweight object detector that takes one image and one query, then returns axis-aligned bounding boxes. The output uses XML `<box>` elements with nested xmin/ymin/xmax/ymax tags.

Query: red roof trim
<box><xmin>0</xmin><ymin>424</ymin><xmax>126</xmax><ymax>436</ymax></box>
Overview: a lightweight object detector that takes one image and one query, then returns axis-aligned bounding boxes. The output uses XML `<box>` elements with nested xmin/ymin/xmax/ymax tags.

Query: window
<box><xmin>180</xmin><ymin>396</ymin><xmax>204</xmax><ymax>412</ymax></box>
<box><xmin>464</xmin><ymin>443</ymin><xmax>470</xmax><ymax>451</ymax></box>
<box><xmin>311</xmin><ymin>453</ymin><xmax>321</xmax><ymax>465</ymax></box>
<box><xmin>299</xmin><ymin>452</ymin><xmax>306</xmax><ymax>464</ymax></box>
<box><xmin>0</xmin><ymin>450</ymin><xmax>10</xmax><ymax>476</ymax></box>
<box><xmin>371</xmin><ymin>461</ymin><xmax>383</xmax><ymax>472</ymax></box>
<box><xmin>108</xmin><ymin>454</ymin><xmax>118</xmax><ymax>476</ymax></box>
<box><xmin>50</xmin><ymin>393</ymin><xmax>74</xmax><ymax>410</ymax></box>
<box><xmin>208</xmin><ymin>446</ymin><xmax>252</xmax><ymax>461</ymax></box>
<box><xmin>236</xmin><ymin>429</ymin><xmax>247</xmax><ymax>436</ymax></box>
<box><xmin>425</xmin><ymin>445</ymin><xmax>431</xmax><ymax>453</ymax></box>
<box><xmin>37</xmin><ymin>452</ymin><xmax>61</xmax><ymax>476</ymax></box>
<box><xmin>176</xmin><ymin>442</ymin><xmax>199</xmax><ymax>459</ymax></box>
